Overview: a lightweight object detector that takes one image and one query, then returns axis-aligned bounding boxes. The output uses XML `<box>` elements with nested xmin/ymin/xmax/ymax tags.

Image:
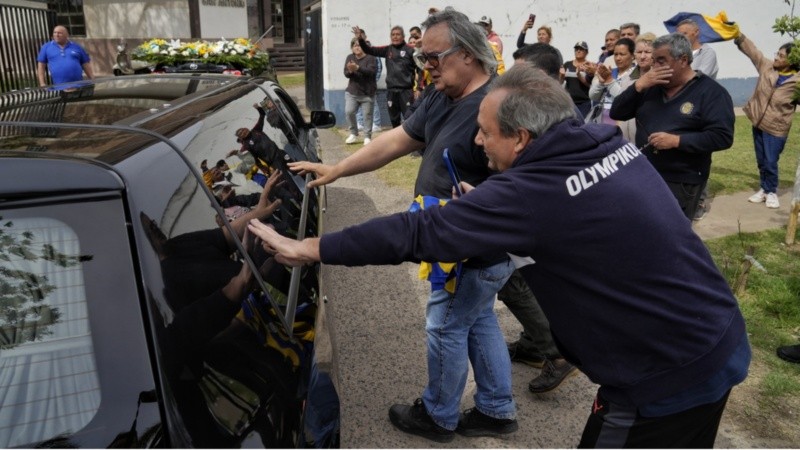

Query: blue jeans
<box><xmin>753</xmin><ymin>127</ymin><xmax>788</xmax><ymax>193</ymax></box>
<box><xmin>422</xmin><ymin>259</ymin><xmax>516</xmax><ymax>430</ymax></box>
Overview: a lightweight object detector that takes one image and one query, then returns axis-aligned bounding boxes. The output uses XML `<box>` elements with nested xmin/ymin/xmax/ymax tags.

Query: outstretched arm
<box><xmin>288</xmin><ymin>125</ymin><xmax>424</xmax><ymax>188</ymax></box>
<box><xmin>248</xmin><ymin>220</ymin><xmax>320</xmax><ymax>266</ymax></box>
<box><xmin>222</xmin><ymin>170</ymin><xmax>284</xmax><ymax>246</ymax></box>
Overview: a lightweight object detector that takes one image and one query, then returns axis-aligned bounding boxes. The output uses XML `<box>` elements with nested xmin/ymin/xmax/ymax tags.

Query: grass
<box><xmin>277</xmin><ymin>71</ymin><xmax>305</xmax><ymax>89</ymax></box>
<box><xmin>707</xmin><ymin>113</ymin><xmax>800</xmax><ymax>196</ymax></box>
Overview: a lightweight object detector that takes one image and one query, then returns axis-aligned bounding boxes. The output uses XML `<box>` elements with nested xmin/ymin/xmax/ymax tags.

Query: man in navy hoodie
<box><xmin>249</xmin><ymin>64</ymin><xmax>750</xmax><ymax>448</ymax></box>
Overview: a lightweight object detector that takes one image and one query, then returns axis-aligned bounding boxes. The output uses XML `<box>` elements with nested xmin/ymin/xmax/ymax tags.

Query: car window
<box><xmin>0</xmin><ymin>216</ymin><xmax>100</xmax><ymax>447</ymax></box>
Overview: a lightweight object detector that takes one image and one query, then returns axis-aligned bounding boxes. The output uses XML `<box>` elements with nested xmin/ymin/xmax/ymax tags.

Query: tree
<box><xmin>773</xmin><ymin>0</ymin><xmax>800</xmax><ymax>243</ymax></box>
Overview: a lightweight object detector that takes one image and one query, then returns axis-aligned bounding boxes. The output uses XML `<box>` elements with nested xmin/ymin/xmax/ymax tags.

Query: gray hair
<box><xmin>421</xmin><ymin>8</ymin><xmax>497</xmax><ymax>75</ymax></box>
<box><xmin>653</xmin><ymin>33</ymin><xmax>693</xmax><ymax>64</ymax></box>
<box><xmin>619</xmin><ymin>22</ymin><xmax>640</xmax><ymax>35</ymax></box>
<box><xmin>489</xmin><ymin>63</ymin><xmax>576</xmax><ymax>138</ymax></box>
<box><xmin>676</xmin><ymin>18</ymin><xmax>699</xmax><ymax>31</ymax></box>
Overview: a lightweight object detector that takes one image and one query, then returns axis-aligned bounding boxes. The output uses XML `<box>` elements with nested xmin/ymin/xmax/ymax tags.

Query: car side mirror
<box><xmin>310</xmin><ymin>110</ymin><xmax>336</xmax><ymax>129</ymax></box>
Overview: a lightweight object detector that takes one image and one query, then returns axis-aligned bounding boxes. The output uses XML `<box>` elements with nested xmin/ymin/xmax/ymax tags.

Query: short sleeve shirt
<box><xmin>37</xmin><ymin>41</ymin><xmax>90</xmax><ymax>84</ymax></box>
<box><xmin>402</xmin><ymin>80</ymin><xmax>494</xmax><ymax>198</ymax></box>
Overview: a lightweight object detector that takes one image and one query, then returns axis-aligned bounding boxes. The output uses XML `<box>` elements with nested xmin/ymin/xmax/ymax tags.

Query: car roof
<box><xmin>0</xmin><ymin>74</ymin><xmax>277</xmax><ymax>165</ymax></box>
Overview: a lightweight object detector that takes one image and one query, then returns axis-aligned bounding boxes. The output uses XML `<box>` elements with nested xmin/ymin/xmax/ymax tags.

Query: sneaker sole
<box><xmin>528</xmin><ymin>367</ymin><xmax>579</xmax><ymax>394</ymax></box>
<box><xmin>388</xmin><ymin>412</ymin><xmax>455</xmax><ymax>443</ymax></box>
<box><xmin>455</xmin><ymin>421</ymin><xmax>519</xmax><ymax>438</ymax></box>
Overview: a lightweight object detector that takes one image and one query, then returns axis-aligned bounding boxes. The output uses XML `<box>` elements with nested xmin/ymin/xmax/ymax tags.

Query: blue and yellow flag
<box><xmin>664</xmin><ymin>11</ymin><xmax>740</xmax><ymax>43</ymax></box>
<box><xmin>408</xmin><ymin>195</ymin><xmax>463</xmax><ymax>293</ymax></box>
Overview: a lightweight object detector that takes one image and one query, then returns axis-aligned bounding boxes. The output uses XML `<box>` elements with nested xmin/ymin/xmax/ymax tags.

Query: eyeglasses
<box><xmin>414</xmin><ymin>46</ymin><xmax>461</xmax><ymax>68</ymax></box>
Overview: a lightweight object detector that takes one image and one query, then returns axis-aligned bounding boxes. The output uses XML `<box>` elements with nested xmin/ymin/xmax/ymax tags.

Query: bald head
<box><xmin>52</xmin><ymin>26</ymin><xmax>69</xmax><ymax>45</ymax></box>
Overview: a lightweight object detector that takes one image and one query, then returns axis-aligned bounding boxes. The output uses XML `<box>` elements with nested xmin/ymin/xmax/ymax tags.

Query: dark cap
<box><xmin>478</xmin><ymin>16</ymin><xmax>492</xmax><ymax>26</ymax></box>
<box><xmin>574</xmin><ymin>41</ymin><xmax>589</xmax><ymax>50</ymax></box>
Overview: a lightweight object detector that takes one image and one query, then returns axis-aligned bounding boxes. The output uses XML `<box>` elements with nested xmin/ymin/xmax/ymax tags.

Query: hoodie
<box><xmin>319</xmin><ymin>119</ymin><xmax>747</xmax><ymax>407</ymax></box>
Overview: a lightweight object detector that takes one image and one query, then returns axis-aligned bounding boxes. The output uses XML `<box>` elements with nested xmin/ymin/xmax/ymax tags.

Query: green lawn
<box><xmin>708</xmin><ymin>113</ymin><xmax>800</xmax><ymax>196</ymax></box>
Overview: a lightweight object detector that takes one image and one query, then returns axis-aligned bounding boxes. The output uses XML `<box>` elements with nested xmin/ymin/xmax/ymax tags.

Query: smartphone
<box><xmin>529</xmin><ymin>14</ymin><xmax>536</xmax><ymax>23</ymax></box>
<box><xmin>442</xmin><ymin>148</ymin><xmax>463</xmax><ymax>197</ymax></box>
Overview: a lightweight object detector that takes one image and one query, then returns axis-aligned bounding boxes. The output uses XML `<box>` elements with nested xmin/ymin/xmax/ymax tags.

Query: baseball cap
<box><xmin>478</xmin><ymin>16</ymin><xmax>492</xmax><ymax>26</ymax></box>
<box><xmin>574</xmin><ymin>41</ymin><xmax>589</xmax><ymax>51</ymax></box>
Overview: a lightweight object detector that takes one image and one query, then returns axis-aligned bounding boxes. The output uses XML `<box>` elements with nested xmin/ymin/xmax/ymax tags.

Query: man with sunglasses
<box><xmin>292</xmin><ymin>8</ymin><xmax>516</xmax><ymax>443</ymax></box>
<box><xmin>356</xmin><ymin>25</ymin><xmax>418</xmax><ymax>128</ymax></box>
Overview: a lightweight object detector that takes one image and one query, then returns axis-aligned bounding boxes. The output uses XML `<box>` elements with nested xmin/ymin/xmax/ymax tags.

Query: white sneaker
<box><xmin>765</xmin><ymin>192</ymin><xmax>780</xmax><ymax>209</ymax></box>
<box><xmin>748</xmin><ymin>189</ymin><xmax>766</xmax><ymax>203</ymax></box>
<box><xmin>364</xmin><ymin>137</ymin><xmax>371</xmax><ymax>145</ymax></box>
<box><xmin>345</xmin><ymin>134</ymin><xmax>358</xmax><ymax>144</ymax></box>
<box><xmin>372</xmin><ymin>125</ymin><xmax>381</xmax><ymax>133</ymax></box>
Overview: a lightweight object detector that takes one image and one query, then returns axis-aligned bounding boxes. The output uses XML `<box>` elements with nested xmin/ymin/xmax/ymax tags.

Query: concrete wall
<box><xmin>198</xmin><ymin>0</ymin><xmax>248</xmax><ymax>40</ymax></box>
<box><xmin>321</xmin><ymin>0</ymin><xmax>788</xmax><ymax>123</ymax></box>
<box><xmin>84</xmin><ymin>0</ymin><xmax>191</xmax><ymax>39</ymax></box>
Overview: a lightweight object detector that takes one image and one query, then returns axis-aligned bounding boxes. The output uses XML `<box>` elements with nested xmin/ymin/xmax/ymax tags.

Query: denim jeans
<box><xmin>422</xmin><ymin>259</ymin><xmax>516</xmax><ymax>430</ymax></box>
<box><xmin>753</xmin><ymin>127</ymin><xmax>788</xmax><ymax>193</ymax></box>
<box><xmin>345</xmin><ymin>92</ymin><xmax>374</xmax><ymax>137</ymax></box>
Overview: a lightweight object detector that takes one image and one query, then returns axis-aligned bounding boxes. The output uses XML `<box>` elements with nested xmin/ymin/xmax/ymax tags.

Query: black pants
<box><xmin>578</xmin><ymin>390</ymin><xmax>730</xmax><ymax>448</ymax></box>
<box><xmin>386</xmin><ymin>88</ymin><xmax>414</xmax><ymax>128</ymax></box>
<box><xmin>664</xmin><ymin>180</ymin><xmax>705</xmax><ymax>220</ymax></box>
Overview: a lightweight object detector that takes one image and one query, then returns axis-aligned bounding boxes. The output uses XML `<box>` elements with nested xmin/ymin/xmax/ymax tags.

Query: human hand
<box><xmin>460</xmin><ymin>181</ymin><xmax>475</xmax><ymax>194</ymax></box>
<box><xmin>288</xmin><ymin>161</ymin><xmax>337</xmax><ymax>188</ymax></box>
<box><xmin>247</xmin><ymin>219</ymin><xmax>321</xmax><ymax>266</ymax></box>
<box><xmin>596</xmin><ymin>64</ymin><xmax>611</xmax><ymax>82</ymax></box>
<box><xmin>582</xmin><ymin>61</ymin><xmax>597</xmax><ymax>75</ymax></box>
<box><xmin>346</xmin><ymin>60</ymin><xmax>359</xmax><ymax>73</ymax></box>
<box><xmin>646</xmin><ymin>132</ymin><xmax>680</xmax><ymax>151</ymax></box>
<box><xmin>635</xmin><ymin>65</ymin><xmax>672</xmax><ymax>91</ymax></box>
<box><xmin>352</xmin><ymin>26</ymin><xmax>361</xmax><ymax>37</ymax></box>
<box><xmin>256</xmin><ymin>170</ymin><xmax>284</xmax><ymax>215</ymax></box>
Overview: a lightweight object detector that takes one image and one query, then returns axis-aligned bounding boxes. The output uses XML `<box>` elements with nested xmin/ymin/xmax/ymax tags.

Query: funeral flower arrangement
<box><xmin>132</xmin><ymin>38</ymin><xmax>270</xmax><ymax>72</ymax></box>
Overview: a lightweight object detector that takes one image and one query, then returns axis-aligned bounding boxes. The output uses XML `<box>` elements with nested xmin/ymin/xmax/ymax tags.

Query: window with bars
<box><xmin>46</xmin><ymin>0</ymin><xmax>86</xmax><ymax>37</ymax></box>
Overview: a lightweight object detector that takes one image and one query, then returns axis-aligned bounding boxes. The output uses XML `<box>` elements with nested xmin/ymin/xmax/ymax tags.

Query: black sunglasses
<box><xmin>414</xmin><ymin>46</ymin><xmax>461</xmax><ymax>68</ymax></box>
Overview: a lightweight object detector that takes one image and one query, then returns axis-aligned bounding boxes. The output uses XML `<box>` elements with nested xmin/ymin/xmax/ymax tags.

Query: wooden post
<box><xmin>786</xmin><ymin>201</ymin><xmax>800</xmax><ymax>245</ymax></box>
<box><xmin>733</xmin><ymin>246</ymin><xmax>755</xmax><ymax>297</ymax></box>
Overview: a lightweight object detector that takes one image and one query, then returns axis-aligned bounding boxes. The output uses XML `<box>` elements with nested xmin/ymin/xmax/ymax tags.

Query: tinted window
<box><xmin>0</xmin><ymin>217</ymin><xmax>100</xmax><ymax>447</ymax></box>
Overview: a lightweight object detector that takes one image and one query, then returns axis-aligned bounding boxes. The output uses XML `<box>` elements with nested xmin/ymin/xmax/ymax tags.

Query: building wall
<box><xmin>321</xmin><ymin>0</ymin><xmax>787</xmax><ymax>124</ymax></box>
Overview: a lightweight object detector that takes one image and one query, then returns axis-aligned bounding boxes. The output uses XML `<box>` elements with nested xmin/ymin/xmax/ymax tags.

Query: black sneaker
<box><xmin>693</xmin><ymin>202</ymin><xmax>708</xmax><ymax>221</ymax></box>
<box><xmin>777</xmin><ymin>344</ymin><xmax>800</xmax><ymax>364</ymax></box>
<box><xmin>507</xmin><ymin>340</ymin><xmax>546</xmax><ymax>368</ymax></box>
<box><xmin>528</xmin><ymin>359</ymin><xmax>578</xmax><ymax>393</ymax></box>
<box><xmin>456</xmin><ymin>407</ymin><xmax>518</xmax><ymax>437</ymax></box>
<box><xmin>388</xmin><ymin>398</ymin><xmax>455</xmax><ymax>443</ymax></box>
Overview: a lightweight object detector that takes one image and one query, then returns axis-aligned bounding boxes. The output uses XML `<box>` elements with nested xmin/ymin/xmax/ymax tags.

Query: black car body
<box><xmin>0</xmin><ymin>75</ymin><xmax>338</xmax><ymax>448</ymax></box>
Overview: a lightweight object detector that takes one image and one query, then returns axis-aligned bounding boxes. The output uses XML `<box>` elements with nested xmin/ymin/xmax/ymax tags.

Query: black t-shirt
<box><xmin>563</xmin><ymin>60</ymin><xmax>591</xmax><ymax>104</ymax></box>
<box><xmin>402</xmin><ymin>79</ymin><xmax>494</xmax><ymax>198</ymax></box>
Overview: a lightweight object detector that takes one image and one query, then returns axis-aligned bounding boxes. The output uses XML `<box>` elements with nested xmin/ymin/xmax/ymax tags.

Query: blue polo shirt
<box><xmin>37</xmin><ymin>41</ymin><xmax>90</xmax><ymax>84</ymax></box>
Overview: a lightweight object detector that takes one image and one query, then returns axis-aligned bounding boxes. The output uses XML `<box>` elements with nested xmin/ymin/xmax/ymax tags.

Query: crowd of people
<box><xmin>35</xmin><ymin>9</ymin><xmax>799</xmax><ymax>448</ymax></box>
<box><xmin>302</xmin><ymin>6</ymin><xmax>800</xmax><ymax>448</ymax></box>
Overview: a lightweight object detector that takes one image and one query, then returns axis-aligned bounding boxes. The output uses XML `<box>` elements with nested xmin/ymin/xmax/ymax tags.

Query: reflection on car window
<box><xmin>0</xmin><ymin>217</ymin><xmax>100</xmax><ymax>448</ymax></box>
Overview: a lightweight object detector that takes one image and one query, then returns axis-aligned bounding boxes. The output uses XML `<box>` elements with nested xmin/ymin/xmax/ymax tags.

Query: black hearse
<box><xmin>0</xmin><ymin>75</ymin><xmax>338</xmax><ymax>448</ymax></box>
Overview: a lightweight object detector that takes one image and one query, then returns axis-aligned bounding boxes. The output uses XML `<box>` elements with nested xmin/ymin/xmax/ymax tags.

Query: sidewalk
<box><xmin>693</xmin><ymin>189</ymin><xmax>795</xmax><ymax>240</ymax></box>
